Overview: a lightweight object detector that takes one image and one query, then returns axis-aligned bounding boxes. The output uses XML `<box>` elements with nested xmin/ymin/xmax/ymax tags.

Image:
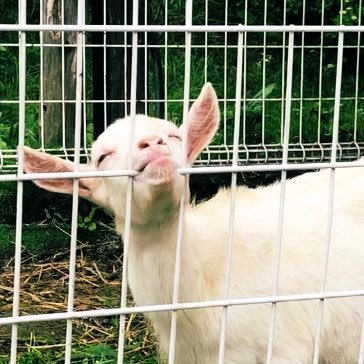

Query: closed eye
<box><xmin>97</xmin><ymin>153</ymin><xmax>109</xmax><ymax>167</ymax></box>
<box><xmin>169</xmin><ymin>134</ymin><xmax>182</xmax><ymax>141</ymax></box>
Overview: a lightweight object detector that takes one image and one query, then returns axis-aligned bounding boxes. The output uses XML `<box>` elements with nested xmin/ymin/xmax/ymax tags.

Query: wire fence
<box><xmin>0</xmin><ymin>1</ymin><xmax>364</xmax><ymax>172</ymax></box>
<box><xmin>0</xmin><ymin>0</ymin><xmax>364</xmax><ymax>363</ymax></box>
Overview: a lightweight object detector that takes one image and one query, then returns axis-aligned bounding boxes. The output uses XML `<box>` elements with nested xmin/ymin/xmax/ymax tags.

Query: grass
<box><xmin>0</xmin><ymin>223</ymin><xmax>71</xmax><ymax>259</ymax></box>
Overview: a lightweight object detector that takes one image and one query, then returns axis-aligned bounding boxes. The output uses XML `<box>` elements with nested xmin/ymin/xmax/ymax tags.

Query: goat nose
<box><xmin>137</xmin><ymin>135</ymin><xmax>164</xmax><ymax>149</ymax></box>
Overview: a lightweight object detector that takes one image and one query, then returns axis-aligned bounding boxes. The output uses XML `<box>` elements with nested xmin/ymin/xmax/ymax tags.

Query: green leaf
<box><xmin>84</xmin><ymin>215</ymin><xmax>92</xmax><ymax>223</ymax></box>
<box><xmin>88</xmin><ymin>221</ymin><xmax>97</xmax><ymax>231</ymax></box>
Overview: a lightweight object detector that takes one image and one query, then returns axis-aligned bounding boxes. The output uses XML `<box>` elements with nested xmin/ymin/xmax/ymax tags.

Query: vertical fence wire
<box><xmin>242</xmin><ymin>0</ymin><xmax>248</xmax><ymax>156</ymax></box>
<box><xmin>39</xmin><ymin>1</ymin><xmax>44</xmax><ymax>150</ymax></box>
<box><xmin>222</xmin><ymin>0</ymin><xmax>228</xmax><ymax>146</ymax></box>
<box><xmin>266</xmin><ymin>30</ymin><xmax>295</xmax><ymax>364</ymax></box>
<box><xmin>204</xmin><ymin>0</ymin><xmax>208</xmax><ymax>83</ymax></box>
<box><xmin>312</xmin><ymin>31</ymin><xmax>344</xmax><ymax>364</ymax></box>
<box><xmin>61</xmin><ymin>0</ymin><xmax>66</xmax><ymax>150</ymax></box>
<box><xmin>123</xmin><ymin>0</ymin><xmax>128</xmax><ymax>119</ymax></box>
<box><xmin>298</xmin><ymin>0</ymin><xmax>306</xmax><ymax>159</ymax></box>
<box><xmin>116</xmin><ymin>1</ymin><xmax>140</xmax><ymax>362</ymax></box>
<box><xmin>261</xmin><ymin>0</ymin><xmax>268</xmax><ymax>151</ymax></box>
<box><xmin>317</xmin><ymin>0</ymin><xmax>325</xmax><ymax>160</ymax></box>
<box><xmin>144</xmin><ymin>0</ymin><xmax>148</xmax><ymax>114</ymax></box>
<box><xmin>64</xmin><ymin>2</ymin><xmax>85</xmax><ymax>362</ymax></box>
<box><xmin>164</xmin><ymin>0</ymin><xmax>168</xmax><ymax>120</ymax></box>
<box><xmin>353</xmin><ymin>1</ymin><xmax>362</xmax><ymax>155</ymax></box>
<box><xmin>279</xmin><ymin>0</ymin><xmax>287</xmax><ymax>146</ymax></box>
<box><xmin>167</xmin><ymin>1</ymin><xmax>193</xmax><ymax>361</ymax></box>
<box><xmin>357</xmin><ymin>3</ymin><xmax>364</xmax><ymax>358</ymax></box>
<box><xmin>217</xmin><ymin>30</ymin><xmax>244</xmax><ymax>364</ymax></box>
<box><xmin>103</xmin><ymin>0</ymin><xmax>107</xmax><ymax>129</ymax></box>
<box><xmin>10</xmin><ymin>0</ymin><xmax>27</xmax><ymax>362</ymax></box>
<box><xmin>82</xmin><ymin>42</ymin><xmax>87</xmax><ymax>152</ymax></box>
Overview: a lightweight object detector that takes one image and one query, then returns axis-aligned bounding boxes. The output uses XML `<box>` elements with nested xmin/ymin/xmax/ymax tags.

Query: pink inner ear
<box><xmin>23</xmin><ymin>147</ymin><xmax>92</xmax><ymax>196</ymax></box>
<box><xmin>185</xmin><ymin>83</ymin><xmax>220</xmax><ymax>164</ymax></box>
<box><xmin>23</xmin><ymin>148</ymin><xmax>74</xmax><ymax>174</ymax></box>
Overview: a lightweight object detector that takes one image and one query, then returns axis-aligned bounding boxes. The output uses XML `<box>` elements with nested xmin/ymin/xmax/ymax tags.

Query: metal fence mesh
<box><xmin>0</xmin><ymin>1</ymin><xmax>363</xmax><ymax>172</ymax></box>
<box><xmin>0</xmin><ymin>0</ymin><xmax>364</xmax><ymax>363</ymax></box>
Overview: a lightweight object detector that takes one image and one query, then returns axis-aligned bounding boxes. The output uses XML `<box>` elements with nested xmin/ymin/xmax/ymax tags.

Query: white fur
<box><xmin>125</xmin><ymin>163</ymin><xmax>364</xmax><ymax>363</ymax></box>
<box><xmin>91</xmin><ymin>120</ymin><xmax>364</xmax><ymax>363</ymax></box>
<box><xmin>24</xmin><ymin>84</ymin><xmax>364</xmax><ymax>363</ymax></box>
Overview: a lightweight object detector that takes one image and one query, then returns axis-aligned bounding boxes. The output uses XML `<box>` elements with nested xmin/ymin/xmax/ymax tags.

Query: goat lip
<box><xmin>134</xmin><ymin>156</ymin><xmax>174</xmax><ymax>183</ymax></box>
<box><xmin>136</xmin><ymin>164</ymin><xmax>147</xmax><ymax>173</ymax></box>
<box><xmin>134</xmin><ymin>152</ymin><xmax>172</xmax><ymax>172</ymax></box>
<box><xmin>136</xmin><ymin>156</ymin><xmax>171</xmax><ymax>172</ymax></box>
<box><xmin>134</xmin><ymin>160</ymin><xmax>149</xmax><ymax>173</ymax></box>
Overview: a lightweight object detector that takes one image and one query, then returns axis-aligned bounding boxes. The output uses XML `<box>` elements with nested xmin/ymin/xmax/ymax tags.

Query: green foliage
<box><xmin>0</xmin><ymin>223</ymin><xmax>71</xmax><ymax>259</ymax></box>
<box><xmin>70</xmin><ymin>344</ymin><xmax>117</xmax><ymax>363</ymax></box>
<box><xmin>0</xmin><ymin>42</ymin><xmax>40</xmax><ymax>150</ymax></box>
<box><xmin>78</xmin><ymin>207</ymin><xmax>100</xmax><ymax>231</ymax></box>
<box><xmin>0</xmin><ymin>44</ymin><xmax>18</xmax><ymax>149</ymax></box>
<box><xmin>2</xmin><ymin>343</ymin><xmax>117</xmax><ymax>364</ymax></box>
<box><xmin>1</xmin><ymin>1</ymin><xmax>363</xmax><ymax>153</ymax></box>
<box><xmin>0</xmin><ymin>315</ymin><xmax>160</xmax><ymax>363</ymax></box>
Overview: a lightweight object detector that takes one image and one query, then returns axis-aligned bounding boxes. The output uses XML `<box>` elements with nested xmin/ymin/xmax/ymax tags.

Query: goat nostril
<box><xmin>138</xmin><ymin>137</ymin><xmax>164</xmax><ymax>149</ymax></box>
<box><xmin>138</xmin><ymin>141</ymin><xmax>150</xmax><ymax>149</ymax></box>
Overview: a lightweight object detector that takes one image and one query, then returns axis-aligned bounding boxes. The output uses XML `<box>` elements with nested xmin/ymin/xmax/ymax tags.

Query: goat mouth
<box><xmin>134</xmin><ymin>157</ymin><xmax>174</xmax><ymax>183</ymax></box>
<box><xmin>135</xmin><ymin>156</ymin><xmax>171</xmax><ymax>172</ymax></box>
<box><xmin>136</xmin><ymin>164</ymin><xmax>147</xmax><ymax>173</ymax></box>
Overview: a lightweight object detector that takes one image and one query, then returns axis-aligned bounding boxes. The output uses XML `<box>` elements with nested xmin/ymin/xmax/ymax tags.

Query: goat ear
<box><xmin>23</xmin><ymin>147</ymin><xmax>96</xmax><ymax>197</ymax></box>
<box><xmin>181</xmin><ymin>83</ymin><xmax>220</xmax><ymax>164</ymax></box>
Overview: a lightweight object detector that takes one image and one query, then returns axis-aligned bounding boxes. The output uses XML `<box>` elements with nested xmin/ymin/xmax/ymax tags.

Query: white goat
<box><xmin>24</xmin><ymin>83</ymin><xmax>364</xmax><ymax>363</ymax></box>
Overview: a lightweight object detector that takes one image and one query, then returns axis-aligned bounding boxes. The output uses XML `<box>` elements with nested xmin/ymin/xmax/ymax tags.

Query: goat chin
<box><xmin>23</xmin><ymin>83</ymin><xmax>364</xmax><ymax>363</ymax></box>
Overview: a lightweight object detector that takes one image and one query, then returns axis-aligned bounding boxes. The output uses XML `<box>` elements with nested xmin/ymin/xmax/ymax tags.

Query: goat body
<box><xmin>24</xmin><ymin>83</ymin><xmax>364</xmax><ymax>363</ymax></box>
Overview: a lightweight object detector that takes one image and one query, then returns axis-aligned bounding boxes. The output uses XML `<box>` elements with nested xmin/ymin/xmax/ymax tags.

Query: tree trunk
<box><xmin>42</xmin><ymin>0</ymin><xmax>77</xmax><ymax>148</ymax></box>
<box><xmin>92</xmin><ymin>0</ymin><xmax>146</xmax><ymax>139</ymax></box>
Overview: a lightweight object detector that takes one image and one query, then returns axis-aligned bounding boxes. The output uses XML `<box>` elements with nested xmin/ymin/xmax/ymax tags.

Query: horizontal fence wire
<box><xmin>1</xmin><ymin>160</ymin><xmax>364</xmax><ymax>183</ymax></box>
<box><xmin>1</xmin><ymin>289</ymin><xmax>364</xmax><ymax>326</ymax></box>
<box><xmin>1</xmin><ymin>144</ymin><xmax>364</xmax><ymax>173</ymax></box>
<box><xmin>3</xmin><ymin>43</ymin><xmax>364</xmax><ymax>49</ymax></box>
<box><xmin>1</xmin><ymin>24</ymin><xmax>364</xmax><ymax>32</ymax></box>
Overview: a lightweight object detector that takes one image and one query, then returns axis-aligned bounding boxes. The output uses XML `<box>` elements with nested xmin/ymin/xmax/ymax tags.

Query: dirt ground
<box><xmin>0</xmin><ymin>225</ymin><xmax>159</xmax><ymax>363</ymax></box>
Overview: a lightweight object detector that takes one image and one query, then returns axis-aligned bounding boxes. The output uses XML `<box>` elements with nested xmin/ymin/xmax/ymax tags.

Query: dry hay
<box><xmin>0</xmin><ymin>233</ymin><xmax>159</xmax><ymax>361</ymax></box>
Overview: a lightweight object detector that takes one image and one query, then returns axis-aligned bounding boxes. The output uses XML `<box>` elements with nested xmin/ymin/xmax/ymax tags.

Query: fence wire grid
<box><xmin>0</xmin><ymin>0</ymin><xmax>364</xmax><ymax>363</ymax></box>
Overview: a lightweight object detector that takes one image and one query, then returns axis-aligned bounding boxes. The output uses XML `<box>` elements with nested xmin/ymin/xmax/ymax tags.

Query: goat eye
<box><xmin>169</xmin><ymin>134</ymin><xmax>182</xmax><ymax>141</ymax></box>
<box><xmin>97</xmin><ymin>153</ymin><xmax>109</xmax><ymax>167</ymax></box>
